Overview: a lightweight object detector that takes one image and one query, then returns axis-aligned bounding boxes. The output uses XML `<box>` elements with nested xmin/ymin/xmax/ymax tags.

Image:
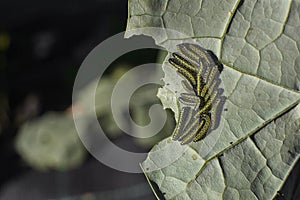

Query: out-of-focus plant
<box><xmin>15</xmin><ymin>112</ymin><xmax>86</xmax><ymax>171</ymax></box>
<box><xmin>75</xmin><ymin>64</ymin><xmax>174</xmax><ymax>147</ymax></box>
<box><xmin>130</xmin><ymin>84</ymin><xmax>174</xmax><ymax>148</ymax></box>
<box><xmin>15</xmin><ymin>63</ymin><xmax>174</xmax><ymax>170</ymax></box>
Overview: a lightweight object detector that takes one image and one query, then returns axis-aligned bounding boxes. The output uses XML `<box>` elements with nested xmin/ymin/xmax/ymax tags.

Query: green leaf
<box><xmin>126</xmin><ymin>0</ymin><xmax>300</xmax><ymax>199</ymax></box>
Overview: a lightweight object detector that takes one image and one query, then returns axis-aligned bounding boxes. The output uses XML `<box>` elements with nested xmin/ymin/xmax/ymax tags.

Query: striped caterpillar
<box><xmin>168</xmin><ymin>43</ymin><xmax>225</xmax><ymax>145</ymax></box>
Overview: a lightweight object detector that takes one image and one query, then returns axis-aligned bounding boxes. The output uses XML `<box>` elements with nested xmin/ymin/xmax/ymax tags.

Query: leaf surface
<box><xmin>126</xmin><ymin>0</ymin><xmax>300</xmax><ymax>199</ymax></box>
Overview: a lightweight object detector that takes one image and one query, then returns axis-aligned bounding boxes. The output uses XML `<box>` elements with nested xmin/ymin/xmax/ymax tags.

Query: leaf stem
<box><xmin>140</xmin><ymin>163</ymin><xmax>161</xmax><ymax>200</ymax></box>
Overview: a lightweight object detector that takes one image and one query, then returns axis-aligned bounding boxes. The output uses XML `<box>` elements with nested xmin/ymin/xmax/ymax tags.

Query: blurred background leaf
<box><xmin>15</xmin><ymin>112</ymin><xmax>86</xmax><ymax>171</ymax></box>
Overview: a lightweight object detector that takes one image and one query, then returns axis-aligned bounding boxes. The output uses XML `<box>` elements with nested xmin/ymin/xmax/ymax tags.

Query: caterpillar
<box><xmin>168</xmin><ymin>43</ymin><xmax>225</xmax><ymax>145</ymax></box>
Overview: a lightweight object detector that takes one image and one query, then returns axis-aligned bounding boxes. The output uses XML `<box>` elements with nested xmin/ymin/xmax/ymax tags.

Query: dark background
<box><xmin>0</xmin><ymin>0</ymin><xmax>160</xmax><ymax>199</ymax></box>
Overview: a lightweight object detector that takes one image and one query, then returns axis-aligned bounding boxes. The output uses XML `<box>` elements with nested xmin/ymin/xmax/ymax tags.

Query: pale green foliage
<box><xmin>15</xmin><ymin>112</ymin><xmax>86</xmax><ymax>171</ymax></box>
<box><xmin>126</xmin><ymin>0</ymin><xmax>300</xmax><ymax>199</ymax></box>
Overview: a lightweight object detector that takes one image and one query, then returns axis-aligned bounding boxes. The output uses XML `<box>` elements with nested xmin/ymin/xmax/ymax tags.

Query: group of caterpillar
<box><xmin>168</xmin><ymin>43</ymin><xmax>225</xmax><ymax>145</ymax></box>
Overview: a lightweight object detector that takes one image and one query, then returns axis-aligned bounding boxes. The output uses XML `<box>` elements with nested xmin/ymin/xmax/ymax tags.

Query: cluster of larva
<box><xmin>168</xmin><ymin>43</ymin><xmax>225</xmax><ymax>145</ymax></box>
